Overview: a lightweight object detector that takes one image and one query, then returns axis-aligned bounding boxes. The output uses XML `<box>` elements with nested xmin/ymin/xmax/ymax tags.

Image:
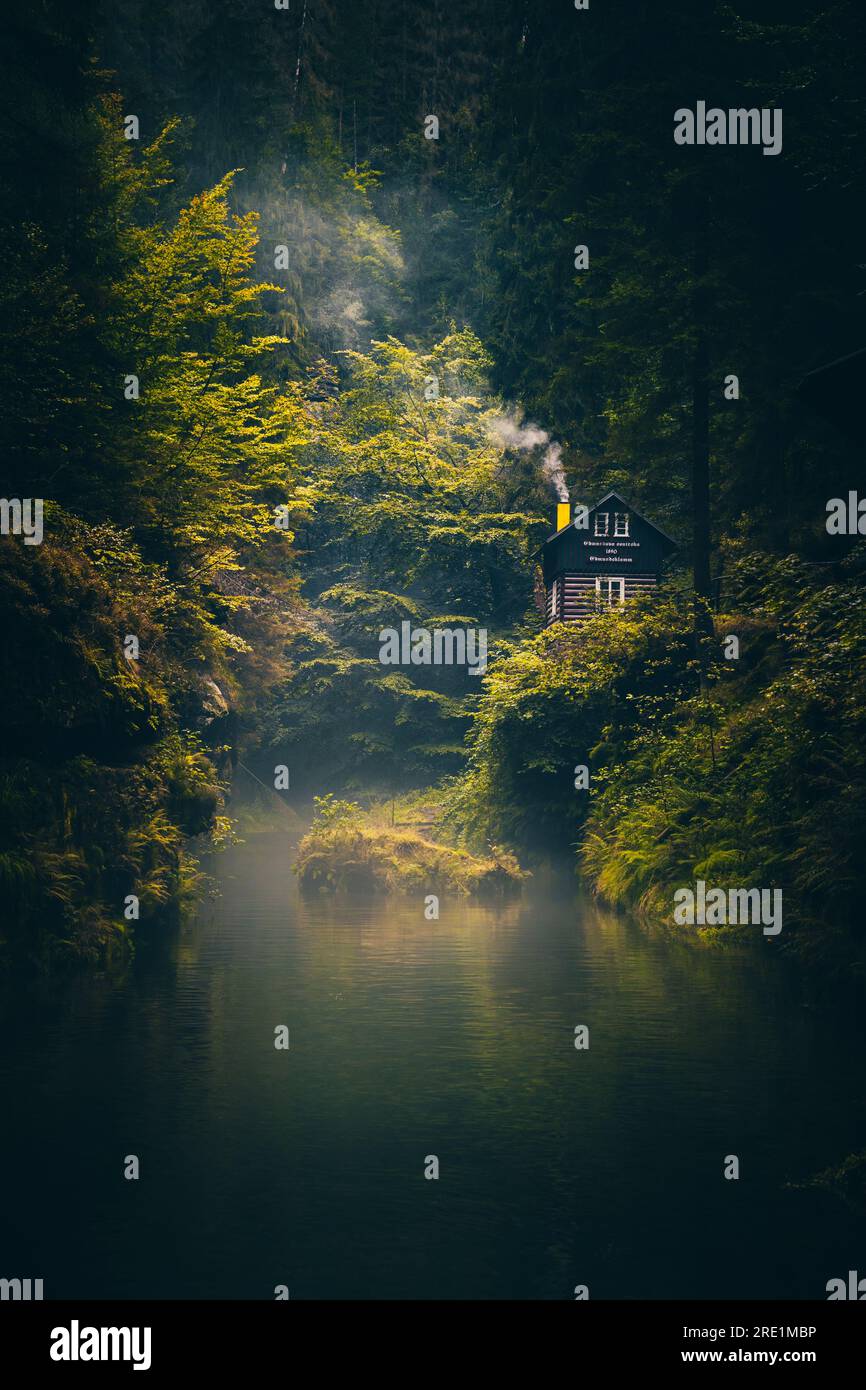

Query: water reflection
<box><xmin>0</xmin><ymin>824</ymin><xmax>864</xmax><ymax>1299</ymax></box>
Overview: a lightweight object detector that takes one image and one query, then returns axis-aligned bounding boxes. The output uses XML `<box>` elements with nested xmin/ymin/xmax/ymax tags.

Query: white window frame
<box><xmin>613</xmin><ymin>512</ymin><xmax>629</xmax><ymax>537</ymax></box>
<box><xmin>594</xmin><ymin>511</ymin><xmax>609</xmax><ymax>537</ymax></box>
<box><xmin>595</xmin><ymin>576</ymin><xmax>625</xmax><ymax>606</ymax></box>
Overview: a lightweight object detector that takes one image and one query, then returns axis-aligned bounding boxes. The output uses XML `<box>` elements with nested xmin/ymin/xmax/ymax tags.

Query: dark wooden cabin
<box><xmin>541</xmin><ymin>490</ymin><xmax>677</xmax><ymax>625</ymax></box>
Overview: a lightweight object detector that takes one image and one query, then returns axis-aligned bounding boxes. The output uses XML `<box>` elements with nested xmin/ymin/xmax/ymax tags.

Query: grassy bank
<box><xmin>295</xmin><ymin>793</ymin><xmax>527</xmax><ymax>897</ymax></box>
<box><xmin>445</xmin><ymin>552</ymin><xmax>866</xmax><ymax>973</ymax></box>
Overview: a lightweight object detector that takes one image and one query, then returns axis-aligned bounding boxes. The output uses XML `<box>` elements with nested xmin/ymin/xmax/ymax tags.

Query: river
<box><xmin>1</xmin><ymin>816</ymin><xmax>864</xmax><ymax>1300</ymax></box>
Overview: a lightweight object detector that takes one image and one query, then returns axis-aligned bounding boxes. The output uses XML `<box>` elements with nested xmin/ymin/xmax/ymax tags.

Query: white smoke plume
<box><xmin>541</xmin><ymin>441</ymin><xmax>568</xmax><ymax>502</ymax></box>
<box><xmin>490</xmin><ymin>414</ymin><xmax>569</xmax><ymax>501</ymax></box>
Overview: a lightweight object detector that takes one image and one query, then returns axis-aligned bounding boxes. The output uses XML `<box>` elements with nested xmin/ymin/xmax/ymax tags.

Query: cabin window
<box><xmin>595</xmin><ymin>576</ymin><xmax>625</xmax><ymax>606</ymax></box>
<box><xmin>551</xmin><ymin>577</ymin><xmax>562</xmax><ymax>619</ymax></box>
<box><xmin>594</xmin><ymin>512</ymin><xmax>609</xmax><ymax>537</ymax></box>
<box><xmin>614</xmin><ymin>512</ymin><xmax>629</xmax><ymax>537</ymax></box>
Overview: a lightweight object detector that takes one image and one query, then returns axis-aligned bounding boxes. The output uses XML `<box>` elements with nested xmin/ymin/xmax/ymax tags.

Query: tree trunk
<box><xmin>691</xmin><ymin>191</ymin><xmax>714</xmax><ymax>683</ymax></box>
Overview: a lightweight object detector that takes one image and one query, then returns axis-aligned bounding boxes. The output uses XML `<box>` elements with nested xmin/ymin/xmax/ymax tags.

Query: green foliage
<box><xmin>0</xmin><ymin>513</ymin><xmax>224</xmax><ymax>961</ymax></box>
<box><xmin>4</xmin><ymin>0</ymin><xmax>866</xmax><ymax>976</ymax></box>
<box><xmin>0</xmin><ymin>74</ymin><xmax>308</xmax><ymax>962</ymax></box>
<box><xmin>311</xmin><ymin>794</ymin><xmax>363</xmax><ymax>829</ymax></box>
<box><xmin>302</xmin><ymin>330</ymin><xmax>545</xmax><ymax>623</ymax></box>
<box><xmin>263</xmin><ymin>328</ymin><xmax>549</xmax><ymax>790</ymax></box>
<box><xmin>582</xmin><ymin>558</ymin><xmax>866</xmax><ymax>965</ymax></box>
<box><xmin>447</xmin><ymin>551</ymin><xmax>866</xmax><ymax>969</ymax></box>
<box><xmin>446</xmin><ymin>591</ymin><xmax>695</xmax><ymax>852</ymax></box>
<box><xmin>0</xmin><ymin>731</ymin><xmax>220</xmax><ymax>966</ymax></box>
<box><xmin>296</xmin><ymin>817</ymin><xmax>526</xmax><ymax>898</ymax></box>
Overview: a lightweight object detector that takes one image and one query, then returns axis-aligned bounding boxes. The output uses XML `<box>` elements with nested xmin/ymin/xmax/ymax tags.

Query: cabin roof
<box><xmin>537</xmin><ymin>489</ymin><xmax>679</xmax><ymax>554</ymax></box>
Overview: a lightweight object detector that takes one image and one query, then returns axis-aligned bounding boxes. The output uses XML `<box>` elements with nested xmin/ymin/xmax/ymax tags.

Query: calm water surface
<box><xmin>2</xmin><ymin>820</ymin><xmax>864</xmax><ymax>1299</ymax></box>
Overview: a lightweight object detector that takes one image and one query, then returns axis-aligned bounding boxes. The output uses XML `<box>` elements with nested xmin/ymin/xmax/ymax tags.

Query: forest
<box><xmin>2</xmin><ymin>0</ymin><xmax>865</xmax><ymax>978</ymax></box>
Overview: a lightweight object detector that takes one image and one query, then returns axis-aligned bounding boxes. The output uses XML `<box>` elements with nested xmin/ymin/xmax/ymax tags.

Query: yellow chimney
<box><xmin>556</xmin><ymin>502</ymin><xmax>571</xmax><ymax>532</ymax></box>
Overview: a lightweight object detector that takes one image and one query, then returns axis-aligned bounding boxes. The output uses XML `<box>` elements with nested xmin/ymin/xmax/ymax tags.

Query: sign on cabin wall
<box><xmin>584</xmin><ymin>537</ymin><xmax>642</xmax><ymax>565</ymax></box>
